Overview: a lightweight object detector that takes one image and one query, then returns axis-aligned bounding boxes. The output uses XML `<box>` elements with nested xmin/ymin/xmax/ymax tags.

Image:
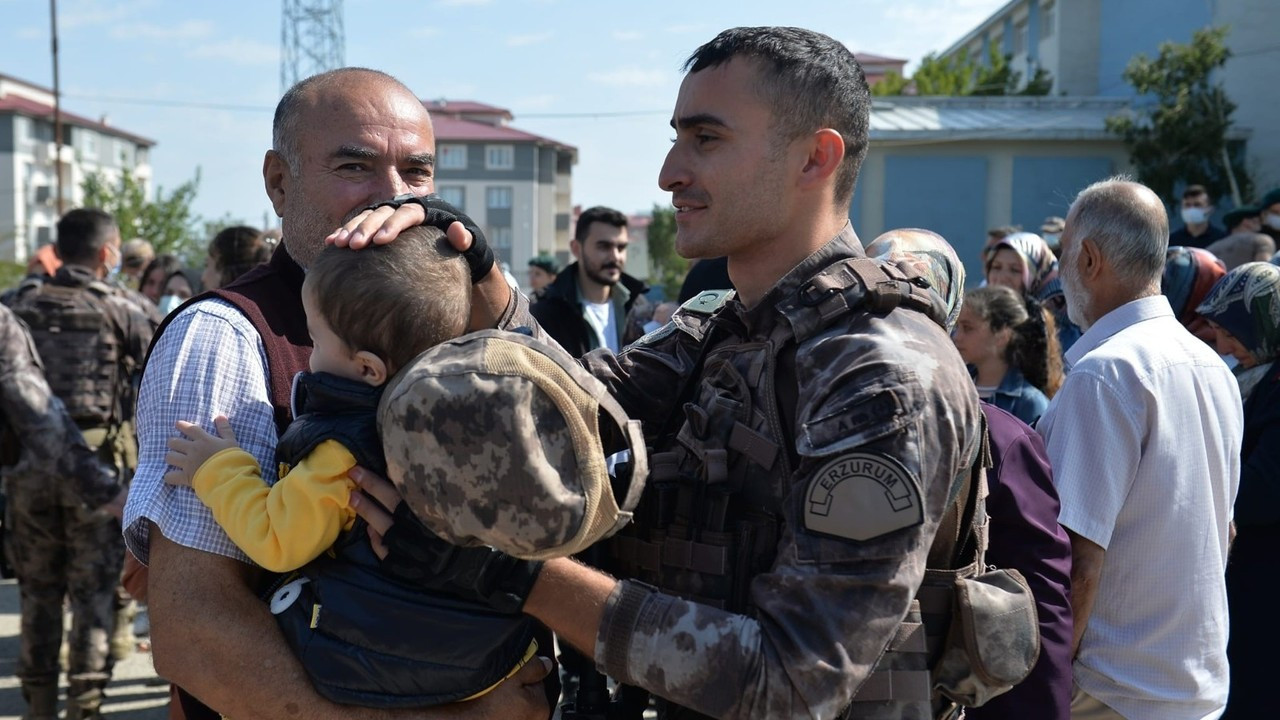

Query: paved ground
<box><xmin>0</xmin><ymin>578</ymin><xmax>167</xmax><ymax>720</ymax></box>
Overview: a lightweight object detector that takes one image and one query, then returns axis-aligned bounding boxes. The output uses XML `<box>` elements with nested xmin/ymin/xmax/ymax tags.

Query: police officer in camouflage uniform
<box><xmin>350</xmin><ymin>26</ymin><xmax>986</xmax><ymax>720</ymax></box>
<box><xmin>5</xmin><ymin>208</ymin><xmax>157</xmax><ymax>720</ymax></box>
<box><xmin>0</xmin><ymin>302</ymin><xmax>125</xmax><ymax>720</ymax></box>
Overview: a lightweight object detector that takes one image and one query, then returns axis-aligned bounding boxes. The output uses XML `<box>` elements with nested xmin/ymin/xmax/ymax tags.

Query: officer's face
<box><xmin>266</xmin><ymin>75</ymin><xmax>436</xmax><ymax>268</ymax></box>
<box><xmin>659</xmin><ymin>58</ymin><xmax>798</xmax><ymax>261</ymax></box>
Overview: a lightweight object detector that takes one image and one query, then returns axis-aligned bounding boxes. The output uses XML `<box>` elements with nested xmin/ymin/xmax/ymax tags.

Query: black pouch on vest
<box><xmin>267</xmin><ymin>531</ymin><xmax>538</xmax><ymax>708</ymax></box>
<box><xmin>931</xmin><ymin>566</ymin><xmax>1040</xmax><ymax>707</ymax></box>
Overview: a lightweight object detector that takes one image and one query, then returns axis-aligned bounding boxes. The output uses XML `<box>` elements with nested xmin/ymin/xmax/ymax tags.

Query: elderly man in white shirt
<box><xmin>1037</xmin><ymin>177</ymin><xmax>1241</xmax><ymax>720</ymax></box>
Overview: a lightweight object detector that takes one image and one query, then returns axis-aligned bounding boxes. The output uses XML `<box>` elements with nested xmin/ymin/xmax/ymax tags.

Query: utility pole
<box><xmin>50</xmin><ymin>0</ymin><xmax>64</xmax><ymax>215</ymax></box>
<box><xmin>280</xmin><ymin>0</ymin><xmax>345</xmax><ymax>94</ymax></box>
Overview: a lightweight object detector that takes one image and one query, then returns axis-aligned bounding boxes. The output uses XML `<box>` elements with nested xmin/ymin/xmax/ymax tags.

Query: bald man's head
<box><xmin>272</xmin><ymin>68</ymin><xmax>426</xmax><ymax>175</ymax></box>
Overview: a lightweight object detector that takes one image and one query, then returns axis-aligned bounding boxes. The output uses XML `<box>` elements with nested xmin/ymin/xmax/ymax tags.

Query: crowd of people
<box><xmin>0</xmin><ymin>24</ymin><xmax>1275</xmax><ymax>720</ymax></box>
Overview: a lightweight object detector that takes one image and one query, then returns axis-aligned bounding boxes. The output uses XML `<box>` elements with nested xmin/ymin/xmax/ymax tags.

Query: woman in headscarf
<box><xmin>1195</xmin><ymin>261</ymin><xmax>1280</xmax><ymax>720</ymax></box>
<box><xmin>865</xmin><ymin>228</ymin><xmax>964</xmax><ymax>327</ymax></box>
<box><xmin>868</xmin><ymin>228</ymin><xmax>1074</xmax><ymax>720</ymax></box>
<box><xmin>1162</xmin><ymin>246</ymin><xmax>1227</xmax><ymax>346</ymax></box>
<box><xmin>985</xmin><ymin>231</ymin><xmax>1081</xmax><ymax>355</ymax></box>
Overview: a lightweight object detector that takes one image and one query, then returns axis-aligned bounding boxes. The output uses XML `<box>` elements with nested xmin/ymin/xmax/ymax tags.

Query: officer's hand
<box><xmin>163</xmin><ymin>416</ymin><xmax>240</xmax><ymax>487</ymax></box>
<box><xmin>326</xmin><ymin>194</ymin><xmax>493</xmax><ymax>282</ymax></box>
<box><xmin>348</xmin><ymin>466</ymin><xmax>543</xmax><ymax>614</ymax></box>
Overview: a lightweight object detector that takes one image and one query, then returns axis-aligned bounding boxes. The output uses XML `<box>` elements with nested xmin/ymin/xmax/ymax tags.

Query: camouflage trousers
<box><xmin>2</xmin><ymin>469</ymin><xmax>125</xmax><ymax>708</ymax></box>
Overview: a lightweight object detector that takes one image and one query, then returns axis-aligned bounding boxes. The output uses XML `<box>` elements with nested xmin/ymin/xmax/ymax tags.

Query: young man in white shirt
<box><xmin>530</xmin><ymin>206</ymin><xmax>649</xmax><ymax>357</ymax></box>
<box><xmin>1039</xmin><ymin>177</ymin><xmax>1242</xmax><ymax>720</ymax></box>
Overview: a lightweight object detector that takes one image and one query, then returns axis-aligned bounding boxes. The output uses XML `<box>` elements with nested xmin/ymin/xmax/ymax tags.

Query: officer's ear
<box><xmin>797</xmin><ymin>128</ymin><xmax>845</xmax><ymax>193</ymax></box>
<box><xmin>354</xmin><ymin>350</ymin><xmax>388</xmax><ymax>387</ymax></box>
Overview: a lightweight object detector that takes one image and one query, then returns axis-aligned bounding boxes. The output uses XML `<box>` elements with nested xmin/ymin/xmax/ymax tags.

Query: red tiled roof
<box><xmin>432</xmin><ymin>115</ymin><xmax>575</xmax><ymax>155</ymax></box>
<box><xmin>0</xmin><ymin>93</ymin><xmax>156</xmax><ymax>147</ymax></box>
<box><xmin>422</xmin><ymin>99</ymin><xmax>513</xmax><ymax>119</ymax></box>
<box><xmin>854</xmin><ymin>52</ymin><xmax>909</xmax><ymax>65</ymax></box>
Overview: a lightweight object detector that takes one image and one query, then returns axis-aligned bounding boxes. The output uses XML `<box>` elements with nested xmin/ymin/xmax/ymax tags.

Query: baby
<box><xmin>164</xmin><ymin>226</ymin><xmax>540</xmax><ymax>707</ymax></box>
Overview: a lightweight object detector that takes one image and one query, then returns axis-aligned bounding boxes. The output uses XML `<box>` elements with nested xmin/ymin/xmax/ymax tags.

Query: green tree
<box><xmin>870</xmin><ymin>70</ymin><xmax>910</xmax><ymax>96</ymax></box>
<box><xmin>912</xmin><ymin>51</ymin><xmax>977</xmax><ymax>96</ymax></box>
<box><xmin>81</xmin><ymin>165</ymin><xmax>202</xmax><ymax>257</ymax></box>
<box><xmin>870</xmin><ymin>46</ymin><xmax>1052</xmax><ymax>97</ymax></box>
<box><xmin>646</xmin><ymin>205</ymin><xmax>687</xmax><ymax>297</ymax></box>
<box><xmin>971</xmin><ymin>45</ymin><xmax>1019</xmax><ymax>95</ymax></box>
<box><xmin>1105</xmin><ymin>26</ymin><xmax>1251</xmax><ymax>206</ymax></box>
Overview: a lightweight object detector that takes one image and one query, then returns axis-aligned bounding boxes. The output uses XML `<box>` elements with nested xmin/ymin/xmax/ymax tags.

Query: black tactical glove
<box><xmin>379</xmin><ymin>502</ymin><xmax>543</xmax><ymax>614</ymax></box>
<box><xmin>365</xmin><ymin>193</ymin><xmax>495</xmax><ymax>283</ymax></box>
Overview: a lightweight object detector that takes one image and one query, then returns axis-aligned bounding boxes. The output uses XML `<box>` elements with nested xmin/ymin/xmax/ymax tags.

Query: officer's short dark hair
<box><xmin>575</xmin><ymin>206</ymin><xmax>628</xmax><ymax>243</ymax></box>
<box><xmin>56</xmin><ymin>208</ymin><xmax>117</xmax><ymax>266</ymax></box>
<box><xmin>306</xmin><ymin>224</ymin><xmax>469</xmax><ymax>377</ymax></box>
<box><xmin>683</xmin><ymin>27</ymin><xmax>871</xmax><ymax>207</ymax></box>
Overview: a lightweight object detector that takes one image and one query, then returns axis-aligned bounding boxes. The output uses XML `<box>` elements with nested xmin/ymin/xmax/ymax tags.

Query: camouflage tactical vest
<box><xmin>610</xmin><ymin>258</ymin><xmax>1038</xmax><ymax>718</ymax></box>
<box><xmin>13</xmin><ymin>281</ymin><xmax>124</xmax><ymax>428</ymax></box>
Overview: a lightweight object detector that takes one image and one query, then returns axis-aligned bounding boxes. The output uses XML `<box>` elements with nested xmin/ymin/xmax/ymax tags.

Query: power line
<box><xmin>59</xmin><ymin>93</ymin><xmax>667</xmax><ymax>119</ymax></box>
<box><xmin>61</xmin><ymin>93</ymin><xmax>272</xmax><ymax>113</ymax></box>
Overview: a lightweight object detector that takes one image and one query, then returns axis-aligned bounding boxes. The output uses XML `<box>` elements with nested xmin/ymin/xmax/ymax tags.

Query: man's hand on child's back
<box><xmin>163</xmin><ymin>416</ymin><xmax>242</xmax><ymax>487</ymax></box>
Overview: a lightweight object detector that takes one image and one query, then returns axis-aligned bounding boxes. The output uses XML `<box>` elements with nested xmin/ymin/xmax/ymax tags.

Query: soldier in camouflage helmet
<box><xmin>349</xmin><ymin>26</ymin><xmax>986</xmax><ymax>720</ymax></box>
<box><xmin>4</xmin><ymin>209</ymin><xmax>156</xmax><ymax>720</ymax></box>
<box><xmin>0</xmin><ymin>302</ymin><xmax>125</xmax><ymax>720</ymax></box>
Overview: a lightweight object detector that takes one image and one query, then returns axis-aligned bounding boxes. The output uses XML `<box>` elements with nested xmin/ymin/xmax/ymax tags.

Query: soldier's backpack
<box><xmin>12</xmin><ymin>281</ymin><xmax>125</xmax><ymax>429</ymax></box>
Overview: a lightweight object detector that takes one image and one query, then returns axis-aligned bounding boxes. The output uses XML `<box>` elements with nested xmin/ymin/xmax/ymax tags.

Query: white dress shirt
<box><xmin>1037</xmin><ymin>295</ymin><xmax>1241</xmax><ymax>720</ymax></box>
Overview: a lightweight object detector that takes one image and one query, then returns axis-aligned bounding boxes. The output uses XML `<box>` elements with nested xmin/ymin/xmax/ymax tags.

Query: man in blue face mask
<box><xmin>1169</xmin><ymin>184</ymin><xmax>1228</xmax><ymax>249</ymax></box>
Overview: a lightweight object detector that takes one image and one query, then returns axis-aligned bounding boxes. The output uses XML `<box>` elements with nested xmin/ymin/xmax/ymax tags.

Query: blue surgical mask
<box><xmin>1181</xmin><ymin>207</ymin><xmax>1209</xmax><ymax>225</ymax></box>
<box><xmin>157</xmin><ymin>294</ymin><xmax>184</xmax><ymax>316</ymax></box>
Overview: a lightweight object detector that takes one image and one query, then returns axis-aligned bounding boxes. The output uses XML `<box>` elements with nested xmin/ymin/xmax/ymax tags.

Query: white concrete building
<box><xmin>426</xmin><ymin>100</ymin><xmax>576</xmax><ymax>290</ymax></box>
<box><xmin>938</xmin><ymin>0</ymin><xmax>1279</xmax><ymax>191</ymax></box>
<box><xmin>0</xmin><ymin>73</ymin><xmax>154</xmax><ymax>266</ymax></box>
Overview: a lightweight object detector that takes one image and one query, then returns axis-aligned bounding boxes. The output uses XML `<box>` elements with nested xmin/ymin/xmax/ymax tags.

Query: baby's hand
<box><xmin>163</xmin><ymin>416</ymin><xmax>241</xmax><ymax>487</ymax></box>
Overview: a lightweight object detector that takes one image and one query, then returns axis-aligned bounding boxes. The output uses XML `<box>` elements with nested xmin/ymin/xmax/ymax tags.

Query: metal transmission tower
<box><xmin>280</xmin><ymin>0</ymin><xmax>345</xmax><ymax>93</ymax></box>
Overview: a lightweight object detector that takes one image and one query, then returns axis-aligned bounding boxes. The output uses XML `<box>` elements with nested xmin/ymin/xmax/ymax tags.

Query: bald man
<box><xmin>122</xmin><ymin>68</ymin><xmax>550</xmax><ymax>720</ymax></box>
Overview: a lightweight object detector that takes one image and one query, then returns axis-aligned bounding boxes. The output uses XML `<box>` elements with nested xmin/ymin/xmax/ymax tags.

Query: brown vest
<box><xmin>147</xmin><ymin>243</ymin><xmax>312</xmax><ymax>435</ymax></box>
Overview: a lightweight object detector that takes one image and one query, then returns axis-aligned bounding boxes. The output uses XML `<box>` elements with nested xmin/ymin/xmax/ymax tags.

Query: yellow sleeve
<box><xmin>191</xmin><ymin>439</ymin><xmax>358</xmax><ymax>573</ymax></box>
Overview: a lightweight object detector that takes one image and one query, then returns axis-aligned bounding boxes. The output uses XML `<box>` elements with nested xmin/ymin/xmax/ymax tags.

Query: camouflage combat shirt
<box><xmin>578</xmin><ymin>225</ymin><xmax>983</xmax><ymax>719</ymax></box>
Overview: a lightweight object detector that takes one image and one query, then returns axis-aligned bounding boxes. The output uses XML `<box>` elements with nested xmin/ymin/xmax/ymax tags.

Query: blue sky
<box><xmin>0</xmin><ymin>0</ymin><xmax>1004</xmax><ymax>229</ymax></box>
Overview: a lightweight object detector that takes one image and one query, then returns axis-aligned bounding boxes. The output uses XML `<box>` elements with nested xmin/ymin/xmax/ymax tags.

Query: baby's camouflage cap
<box><xmin>378</xmin><ymin>328</ymin><xmax>647</xmax><ymax>560</ymax></box>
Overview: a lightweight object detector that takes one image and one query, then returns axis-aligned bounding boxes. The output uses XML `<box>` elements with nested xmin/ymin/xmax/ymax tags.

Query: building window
<box><xmin>1014</xmin><ymin>20</ymin><xmax>1028</xmax><ymax>56</ymax></box>
<box><xmin>486</xmin><ymin>144</ymin><xmax>514</xmax><ymax>170</ymax></box>
<box><xmin>83</xmin><ymin>131</ymin><xmax>97</xmax><ymax>158</ymax></box>
<box><xmin>489</xmin><ymin>227</ymin><xmax>512</xmax><ymax>249</ymax></box>
<box><xmin>1041</xmin><ymin>1</ymin><xmax>1055</xmax><ymax>39</ymax></box>
<box><xmin>486</xmin><ymin>186</ymin><xmax>513</xmax><ymax>210</ymax></box>
<box><xmin>438</xmin><ymin>185</ymin><xmax>466</xmax><ymax>210</ymax></box>
<box><xmin>438</xmin><ymin>144</ymin><xmax>467</xmax><ymax>170</ymax></box>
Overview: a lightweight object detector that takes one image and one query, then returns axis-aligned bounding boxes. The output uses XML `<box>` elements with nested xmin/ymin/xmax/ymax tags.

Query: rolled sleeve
<box><xmin>123</xmin><ymin>300</ymin><xmax>279</xmax><ymax>565</ymax></box>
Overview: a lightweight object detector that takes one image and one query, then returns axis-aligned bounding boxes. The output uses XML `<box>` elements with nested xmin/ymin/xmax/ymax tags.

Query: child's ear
<box><xmin>354</xmin><ymin>351</ymin><xmax>388</xmax><ymax>387</ymax></box>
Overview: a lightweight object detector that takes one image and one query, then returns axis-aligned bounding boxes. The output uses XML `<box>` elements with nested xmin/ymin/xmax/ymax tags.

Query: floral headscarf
<box><xmin>866</xmin><ymin>228</ymin><xmax>965</xmax><ymax>330</ymax></box>
<box><xmin>1162</xmin><ymin>246</ymin><xmax>1227</xmax><ymax>341</ymax></box>
<box><xmin>985</xmin><ymin>232</ymin><xmax>1059</xmax><ymax>299</ymax></box>
<box><xmin>1197</xmin><ymin>262</ymin><xmax>1280</xmax><ymax>366</ymax></box>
